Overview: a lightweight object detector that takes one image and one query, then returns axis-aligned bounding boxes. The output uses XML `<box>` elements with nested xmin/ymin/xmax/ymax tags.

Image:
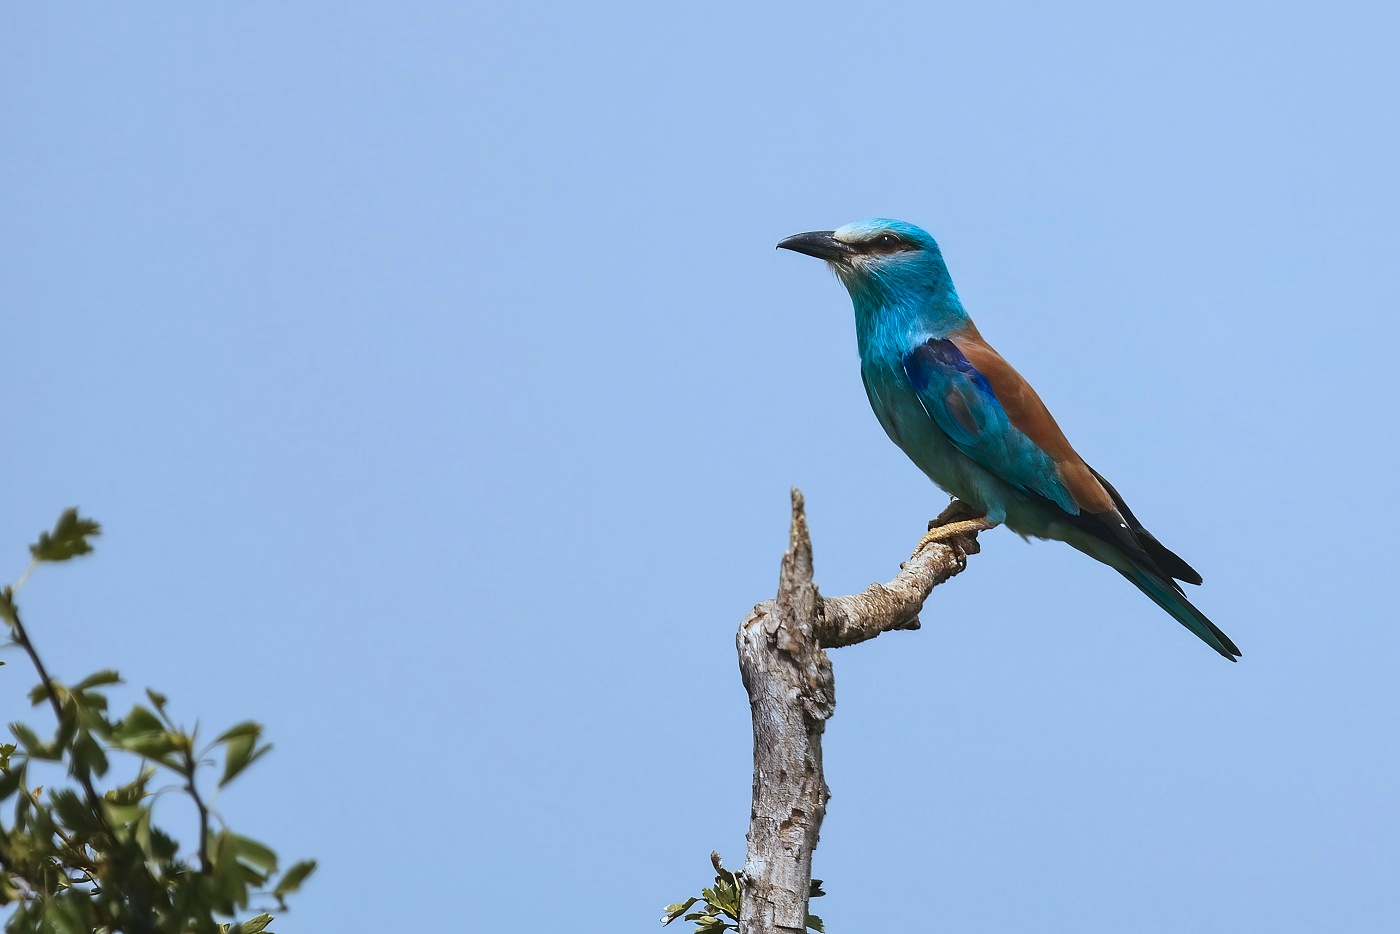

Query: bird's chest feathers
<box><xmin>859</xmin><ymin>357</ymin><xmax>947</xmax><ymax>461</ymax></box>
<box><xmin>854</xmin><ymin>304</ymin><xmax>941</xmax><ymax>445</ymax></box>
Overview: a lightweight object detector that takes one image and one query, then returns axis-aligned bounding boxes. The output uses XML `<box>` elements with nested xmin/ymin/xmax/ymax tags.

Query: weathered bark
<box><xmin>736</xmin><ymin>490</ymin><xmax>989</xmax><ymax>934</ymax></box>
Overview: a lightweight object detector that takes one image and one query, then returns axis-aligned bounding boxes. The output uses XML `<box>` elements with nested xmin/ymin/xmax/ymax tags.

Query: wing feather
<box><xmin>902</xmin><ymin>338</ymin><xmax>1079</xmax><ymax>514</ymax></box>
<box><xmin>902</xmin><ymin>335</ymin><xmax>1201</xmax><ymax>586</ymax></box>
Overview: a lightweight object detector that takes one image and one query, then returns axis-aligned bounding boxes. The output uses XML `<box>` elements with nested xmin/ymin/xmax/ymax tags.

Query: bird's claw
<box><xmin>914</xmin><ymin>516</ymin><xmax>995</xmax><ymax>555</ymax></box>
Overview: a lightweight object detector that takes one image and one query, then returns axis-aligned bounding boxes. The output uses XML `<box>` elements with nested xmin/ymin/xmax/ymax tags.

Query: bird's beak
<box><xmin>776</xmin><ymin>230</ymin><xmax>852</xmax><ymax>262</ymax></box>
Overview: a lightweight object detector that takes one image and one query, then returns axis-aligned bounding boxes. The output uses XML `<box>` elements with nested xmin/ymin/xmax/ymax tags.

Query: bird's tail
<box><xmin>1121</xmin><ymin>566</ymin><xmax>1241</xmax><ymax>661</ymax></box>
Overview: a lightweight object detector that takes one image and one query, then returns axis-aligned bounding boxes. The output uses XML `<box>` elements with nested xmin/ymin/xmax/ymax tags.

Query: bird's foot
<box><xmin>914</xmin><ymin>501</ymin><xmax>995</xmax><ymax>555</ymax></box>
<box><xmin>914</xmin><ymin>519</ymin><xmax>994</xmax><ymax>553</ymax></box>
<box><xmin>932</xmin><ymin>498</ymin><xmax>986</xmax><ymax>526</ymax></box>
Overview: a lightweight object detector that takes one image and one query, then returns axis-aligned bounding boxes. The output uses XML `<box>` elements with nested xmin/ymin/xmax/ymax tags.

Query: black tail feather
<box><xmin>1121</xmin><ymin>565</ymin><xmax>1241</xmax><ymax>660</ymax></box>
<box><xmin>1088</xmin><ymin>466</ymin><xmax>1203</xmax><ymax>585</ymax></box>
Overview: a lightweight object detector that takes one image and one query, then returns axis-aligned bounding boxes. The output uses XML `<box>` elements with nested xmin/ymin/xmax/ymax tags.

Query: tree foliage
<box><xmin>661</xmin><ymin>853</ymin><xmax>825</xmax><ymax>934</ymax></box>
<box><xmin>0</xmin><ymin>510</ymin><xmax>314</xmax><ymax>932</ymax></box>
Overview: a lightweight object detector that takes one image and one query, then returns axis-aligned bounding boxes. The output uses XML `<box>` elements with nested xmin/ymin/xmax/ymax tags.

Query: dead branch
<box><xmin>736</xmin><ymin>490</ymin><xmax>990</xmax><ymax>934</ymax></box>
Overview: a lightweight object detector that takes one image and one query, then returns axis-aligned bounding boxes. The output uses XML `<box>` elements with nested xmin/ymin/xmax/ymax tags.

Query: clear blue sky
<box><xmin>3</xmin><ymin>3</ymin><xmax>1398</xmax><ymax>930</ymax></box>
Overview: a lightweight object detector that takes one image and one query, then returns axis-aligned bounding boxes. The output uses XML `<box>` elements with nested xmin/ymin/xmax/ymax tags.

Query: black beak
<box><xmin>776</xmin><ymin>230</ymin><xmax>852</xmax><ymax>262</ymax></box>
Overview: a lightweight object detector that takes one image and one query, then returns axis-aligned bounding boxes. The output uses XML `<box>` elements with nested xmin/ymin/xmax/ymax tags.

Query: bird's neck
<box><xmin>847</xmin><ymin>276</ymin><xmax>971</xmax><ymax>364</ymax></box>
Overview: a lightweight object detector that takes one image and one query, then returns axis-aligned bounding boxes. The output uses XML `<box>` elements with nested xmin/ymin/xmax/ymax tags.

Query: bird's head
<box><xmin>777</xmin><ymin>218</ymin><xmax>961</xmax><ymax>319</ymax></box>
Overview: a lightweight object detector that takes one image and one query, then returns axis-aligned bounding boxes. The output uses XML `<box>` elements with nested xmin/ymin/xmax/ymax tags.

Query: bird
<box><xmin>777</xmin><ymin>218</ymin><xmax>1240</xmax><ymax>660</ymax></box>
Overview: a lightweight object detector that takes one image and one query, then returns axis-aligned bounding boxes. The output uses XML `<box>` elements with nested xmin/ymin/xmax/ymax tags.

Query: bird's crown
<box><xmin>832</xmin><ymin>218</ymin><xmax>941</xmax><ymax>254</ymax></box>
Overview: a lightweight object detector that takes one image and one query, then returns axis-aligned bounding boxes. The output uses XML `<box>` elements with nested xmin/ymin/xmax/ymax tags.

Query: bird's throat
<box><xmin>848</xmin><ymin>283</ymin><xmax>969</xmax><ymax>365</ymax></box>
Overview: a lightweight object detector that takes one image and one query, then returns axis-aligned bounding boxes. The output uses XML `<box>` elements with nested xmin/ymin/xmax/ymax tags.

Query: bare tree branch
<box><xmin>736</xmin><ymin>490</ymin><xmax>989</xmax><ymax>934</ymax></box>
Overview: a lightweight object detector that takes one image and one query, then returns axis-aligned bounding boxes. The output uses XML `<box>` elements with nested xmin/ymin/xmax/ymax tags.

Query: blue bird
<box><xmin>778</xmin><ymin>218</ymin><xmax>1239</xmax><ymax>660</ymax></box>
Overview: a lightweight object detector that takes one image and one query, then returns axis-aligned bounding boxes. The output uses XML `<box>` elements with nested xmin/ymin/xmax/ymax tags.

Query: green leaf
<box><xmin>0</xmin><ymin>587</ymin><xmax>17</xmax><ymax>626</ymax></box>
<box><xmin>111</xmin><ymin>728</ymin><xmax>177</xmax><ymax>761</ymax></box>
<box><xmin>707</xmin><ymin>892</ymin><xmax>736</xmax><ymax>919</ymax></box>
<box><xmin>219</xmin><ymin>722</ymin><xmax>271</xmax><ymax>787</ymax></box>
<box><xmin>711</xmin><ymin>851</ymin><xmax>738</xmax><ymax>888</ymax></box>
<box><xmin>102</xmin><ymin>800</ymin><xmax>144</xmax><ymax>826</ymax></box>
<box><xmin>51</xmin><ymin>789</ymin><xmax>95</xmax><ymax>834</ymax></box>
<box><xmin>234</xmin><ymin>914</ymin><xmax>274</xmax><ymax>934</ymax></box>
<box><xmin>150</xmin><ymin>823</ymin><xmax>180</xmax><ymax>862</ymax></box>
<box><xmin>113</xmin><ymin>704</ymin><xmax>165</xmax><ymax>737</ymax></box>
<box><xmin>223</xmin><ymin>740</ymin><xmax>271</xmax><ymax>787</ymax></box>
<box><xmin>805</xmin><ymin>913</ymin><xmax>825</xmax><ymax>932</ymax></box>
<box><xmin>661</xmin><ymin>897</ymin><xmax>699</xmax><ymax>925</ymax></box>
<box><xmin>55</xmin><ymin>702</ymin><xmax>79</xmax><ymax>751</ymax></box>
<box><xmin>10</xmin><ymin>722</ymin><xmax>58</xmax><ymax>760</ymax></box>
<box><xmin>71</xmin><ymin>731</ymin><xmax>109</xmax><ymax>778</ymax></box>
<box><xmin>809</xmin><ymin>879</ymin><xmax>826</xmax><ymax>898</ymax></box>
<box><xmin>273</xmin><ymin>858</ymin><xmax>316</xmax><ymax>898</ymax></box>
<box><xmin>73</xmin><ymin>669</ymin><xmax>121</xmax><ymax>691</ymax></box>
<box><xmin>146</xmin><ymin>687</ymin><xmax>168</xmax><ymax>711</ymax></box>
<box><xmin>27</xmin><ymin>681</ymin><xmax>53</xmax><ymax>707</ymax></box>
<box><xmin>0</xmin><ymin>760</ymin><xmax>26</xmax><ymax>801</ymax></box>
<box><xmin>216</xmin><ymin>721</ymin><xmax>262</xmax><ymax>742</ymax></box>
<box><xmin>233</xmin><ymin>833</ymin><xmax>279</xmax><ymax>875</ymax></box>
<box><xmin>110</xmin><ymin>705</ymin><xmax>183</xmax><ymax>765</ymax></box>
<box><xmin>29</xmin><ymin>509</ymin><xmax>101</xmax><ymax>562</ymax></box>
<box><xmin>211</xmin><ymin>829</ymin><xmax>252</xmax><ymax>910</ymax></box>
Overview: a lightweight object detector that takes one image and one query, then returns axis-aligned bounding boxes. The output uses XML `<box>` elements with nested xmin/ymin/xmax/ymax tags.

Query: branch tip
<box><xmin>787</xmin><ymin>488</ymin><xmax>810</xmax><ymax>554</ymax></box>
<box><xmin>779</xmin><ymin>488</ymin><xmax>814</xmax><ymax>596</ymax></box>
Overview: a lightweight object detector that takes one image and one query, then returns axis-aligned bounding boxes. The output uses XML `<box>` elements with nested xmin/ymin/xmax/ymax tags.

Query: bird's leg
<box><xmin>914</xmin><ymin>500</ymin><xmax>995</xmax><ymax>554</ymax></box>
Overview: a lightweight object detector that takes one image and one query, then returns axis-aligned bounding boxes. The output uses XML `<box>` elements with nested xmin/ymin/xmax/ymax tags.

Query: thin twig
<box><xmin>182</xmin><ymin>743</ymin><xmax>212</xmax><ymax>873</ymax></box>
<box><xmin>12</xmin><ymin>559</ymin><xmax>38</xmax><ymax>595</ymax></box>
<box><xmin>7</xmin><ymin>604</ymin><xmax>116</xmax><ymax>845</ymax></box>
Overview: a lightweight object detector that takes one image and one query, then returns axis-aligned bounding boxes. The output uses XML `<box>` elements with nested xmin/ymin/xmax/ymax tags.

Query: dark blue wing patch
<box><xmin>906</xmin><ymin>339</ymin><xmax>993</xmax><ymax>396</ymax></box>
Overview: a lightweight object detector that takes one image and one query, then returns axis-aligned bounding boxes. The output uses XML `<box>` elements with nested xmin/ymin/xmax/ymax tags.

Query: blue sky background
<box><xmin>3</xmin><ymin>2</ymin><xmax>1398</xmax><ymax>930</ymax></box>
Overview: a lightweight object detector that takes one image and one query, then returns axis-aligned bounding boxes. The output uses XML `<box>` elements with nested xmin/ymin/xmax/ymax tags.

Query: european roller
<box><xmin>778</xmin><ymin>218</ymin><xmax>1240</xmax><ymax>660</ymax></box>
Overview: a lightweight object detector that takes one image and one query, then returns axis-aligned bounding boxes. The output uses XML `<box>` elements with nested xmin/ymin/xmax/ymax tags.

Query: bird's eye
<box><xmin>873</xmin><ymin>234</ymin><xmax>902</xmax><ymax>250</ymax></box>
